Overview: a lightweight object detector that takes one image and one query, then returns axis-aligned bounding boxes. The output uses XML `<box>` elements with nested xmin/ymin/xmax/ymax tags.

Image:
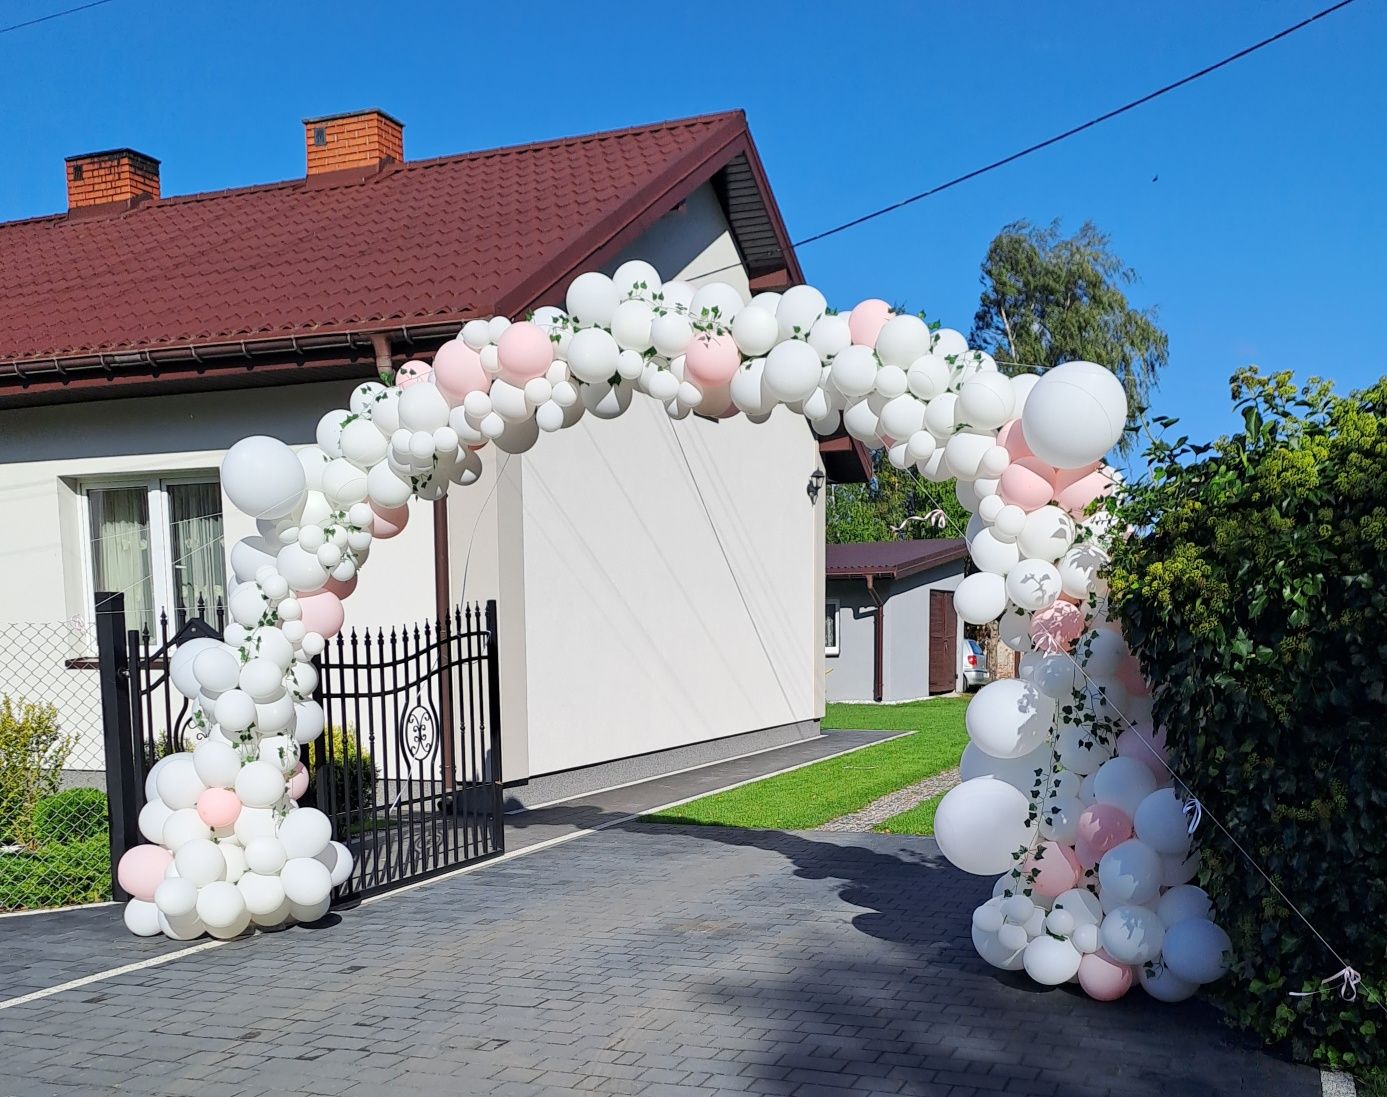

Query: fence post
<box><xmin>484</xmin><ymin>599</ymin><xmax>504</xmax><ymax>852</ymax></box>
<box><xmin>95</xmin><ymin>592</ymin><xmax>138</xmax><ymax>901</ymax></box>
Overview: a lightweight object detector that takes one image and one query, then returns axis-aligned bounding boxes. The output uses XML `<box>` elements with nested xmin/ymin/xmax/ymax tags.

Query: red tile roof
<box><xmin>0</xmin><ymin>111</ymin><xmax>797</xmax><ymax>398</ymax></box>
<box><xmin>827</xmin><ymin>539</ymin><xmax>968</xmax><ymax>580</ymax></box>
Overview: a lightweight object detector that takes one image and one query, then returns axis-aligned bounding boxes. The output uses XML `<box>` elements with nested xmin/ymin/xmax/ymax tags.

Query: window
<box><xmin>825</xmin><ymin>599</ymin><xmax>840</xmax><ymax>656</ymax></box>
<box><xmin>85</xmin><ymin>476</ymin><xmax>227</xmax><ymax>637</ymax></box>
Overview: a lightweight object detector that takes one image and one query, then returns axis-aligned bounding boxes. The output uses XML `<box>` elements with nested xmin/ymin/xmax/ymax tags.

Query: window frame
<box><xmin>824</xmin><ymin>597</ymin><xmax>840</xmax><ymax>657</ymax></box>
<box><xmin>78</xmin><ymin>471</ymin><xmax>225</xmax><ymax>639</ymax></box>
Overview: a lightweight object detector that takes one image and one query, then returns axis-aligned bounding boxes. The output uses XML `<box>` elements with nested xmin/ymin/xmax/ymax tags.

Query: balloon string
<box><xmin>1289</xmin><ymin>967</ymin><xmax>1363</xmax><ymax>1002</ymax></box>
<box><xmin>1183</xmin><ymin>797</ymin><xmax>1202</xmax><ymax>835</ymax></box>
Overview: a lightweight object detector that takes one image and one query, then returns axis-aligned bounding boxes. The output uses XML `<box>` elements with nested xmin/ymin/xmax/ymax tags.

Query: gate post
<box><xmin>484</xmin><ymin>599</ymin><xmax>504</xmax><ymax>851</ymax></box>
<box><xmin>95</xmin><ymin>592</ymin><xmax>139</xmax><ymax>901</ymax></box>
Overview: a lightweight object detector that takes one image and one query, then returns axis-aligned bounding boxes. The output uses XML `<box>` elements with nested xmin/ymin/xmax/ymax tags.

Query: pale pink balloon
<box><xmin>496</xmin><ymin>321</ymin><xmax>554</xmax><ymax>385</ymax></box>
<box><xmin>996</xmin><ymin>418</ymin><xmax>1034</xmax><ymax>462</ymax></box>
<box><xmin>1076</xmin><ymin>803</ymin><xmax>1133</xmax><ymax>865</ymax></box>
<box><xmin>684</xmin><ymin>332</ymin><xmax>741</xmax><ymax>387</ymax></box>
<box><xmin>1078</xmin><ymin>949</ymin><xmax>1133</xmax><ymax>1001</ymax></box>
<box><xmin>369</xmin><ymin>500</ymin><xmax>410</xmax><ymax>540</ymax></box>
<box><xmin>848</xmin><ymin>299</ymin><xmax>892</xmax><ymax>346</ymax></box>
<box><xmin>694</xmin><ymin>383</ymin><xmax>735</xmax><ymax>419</ymax></box>
<box><xmin>1116</xmin><ymin>657</ymin><xmax>1150</xmax><ymax>696</ymax></box>
<box><xmin>395</xmin><ymin>359</ymin><xmax>433</xmax><ymax>388</ymax></box>
<box><xmin>1115</xmin><ymin>723</ymin><xmax>1169</xmax><ymax>778</ymax></box>
<box><xmin>299</xmin><ymin>591</ymin><xmax>345</xmax><ymax>639</ymax></box>
<box><xmin>1056</xmin><ymin>466</ymin><xmax>1116</xmax><ymax>519</ymax></box>
<box><xmin>325</xmin><ymin>575</ymin><xmax>357</xmax><ymax>600</ymax></box>
<box><xmin>117</xmin><ymin>845</ymin><xmax>172</xmax><ymax>902</ymax></box>
<box><xmin>1020</xmin><ymin>841</ymin><xmax>1081</xmax><ymax>898</ymax></box>
<box><xmin>287</xmin><ymin>762</ymin><xmax>309</xmax><ymax>801</ymax></box>
<box><xmin>432</xmin><ymin>338</ymin><xmax>490</xmax><ymax>401</ymax></box>
<box><xmin>998</xmin><ymin>457</ymin><xmax>1057</xmax><ymax>511</ymax></box>
<box><xmin>1030</xmin><ymin>601</ymin><xmax>1085</xmax><ymax>653</ymax></box>
<box><xmin>196</xmin><ymin>787</ymin><xmax>242</xmax><ymax>829</ymax></box>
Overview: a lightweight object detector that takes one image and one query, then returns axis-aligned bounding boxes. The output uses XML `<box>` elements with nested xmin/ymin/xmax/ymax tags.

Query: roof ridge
<box><xmin>0</xmin><ymin>111</ymin><xmax>747</xmax><ymax>229</ymax></box>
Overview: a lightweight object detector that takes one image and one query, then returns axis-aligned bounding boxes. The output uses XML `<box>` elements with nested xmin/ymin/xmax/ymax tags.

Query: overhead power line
<box><xmin>687</xmin><ymin>0</ymin><xmax>1362</xmax><ymax>281</ymax></box>
<box><xmin>0</xmin><ymin>0</ymin><xmax>119</xmax><ymax>36</ymax></box>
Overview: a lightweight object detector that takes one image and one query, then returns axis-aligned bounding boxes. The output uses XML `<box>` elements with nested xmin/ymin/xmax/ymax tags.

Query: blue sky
<box><xmin>2</xmin><ymin>0</ymin><xmax>1383</xmax><ymax>447</ymax></box>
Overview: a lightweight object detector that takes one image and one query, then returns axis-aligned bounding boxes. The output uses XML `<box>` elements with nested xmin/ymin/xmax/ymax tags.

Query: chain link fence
<box><xmin>0</xmin><ymin>620</ymin><xmax>112</xmax><ymax>911</ymax></box>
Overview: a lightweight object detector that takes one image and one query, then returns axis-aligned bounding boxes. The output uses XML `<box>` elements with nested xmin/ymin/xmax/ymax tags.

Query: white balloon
<box><xmin>221</xmin><ymin>437</ymin><xmax>307</xmax><ymax>521</ymax></box>
<box><xmin>155</xmin><ymin>754</ymin><xmax>205</xmax><ymax>810</ymax></box>
<box><xmin>612</xmin><ymin>259</ymin><xmax>661</xmax><ymax>299</ymax></box>
<box><xmin>196</xmin><ymin>880</ymin><xmax>247</xmax><ymax>931</ymax></box>
<box><xmin>763</xmin><ymin>340</ymin><xmax>821</xmax><ymax>403</ymax></box>
<box><xmin>237</xmin><ymin>871</ymin><xmax>287</xmax><ymax>918</ymax></box>
<box><xmin>1161</xmin><ymin>918</ymin><xmax>1231</xmax><ymax>984</ymax></box>
<box><xmin>293</xmin><ymin>700</ymin><xmax>326</xmax><ymax>746</ymax></box>
<box><xmin>874</xmin><ymin>314</ymin><xmax>931</xmax><ymax>367</ymax></box>
<box><xmin>873</xmin><ymin>364</ymin><xmax>907</xmax><ymax>399</ymax></box>
<box><xmin>229</xmin><ymin>536</ymin><xmax>278</xmax><ymax>583</ymax></box>
<box><xmin>123</xmin><ymin>898</ymin><xmax>162</xmax><ymax>937</ymax></box>
<box><xmin>959</xmin><ymin>742</ymin><xmax>1049</xmax><ymax>798</ymax></box>
<box><xmin>1134</xmin><ymin>787</ymin><xmax>1193</xmax><ymax>856</ymax></box>
<box><xmin>806</xmin><ymin>314</ymin><xmax>851</xmax><ymax>360</ymax></box>
<box><xmin>233</xmin><ymin>805</ymin><xmax>279</xmax><ymax>845</ymax></box>
<box><xmin>169</xmin><ymin>638</ymin><xmax>223</xmax><ymax>699</ymax></box>
<box><xmin>1139</xmin><ymin>960</ymin><xmax>1198</xmax><ymax>1002</ymax></box>
<box><xmin>235</xmin><ymin>760</ymin><xmax>286</xmax><ymax>809</ymax></box>
<box><xmin>1092</xmin><ymin>756</ymin><xmax>1158</xmax><ymax>817</ymax></box>
<box><xmin>162</xmin><ymin>807</ymin><xmax>211</xmax><ymax>851</ymax></box>
<box><xmin>610</xmin><ymin>299</ymin><xmax>654</xmax><ymax>352</ymax></box>
<box><xmin>278</xmin><ymin>807</ymin><xmax>332</xmax><ymax>859</ymax></box>
<box><xmin>965</xmin><ymin>679</ymin><xmax>1055</xmax><ymax>759</ymax></box>
<box><xmin>154</xmin><ymin>876</ymin><xmax>198</xmax><ymax>918</ymax></box>
<box><xmin>1005</xmin><ymin>558</ymin><xmax>1062</xmax><ymax>612</ymax></box>
<box><xmin>1071</xmin><ymin>922</ymin><xmax>1101</xmax><ymax>954</ymax></box>
<box><xmin>829</xmin><ymin>345</ymin><xmax>878</xmax><ymax>397</ymax></box>
<box><xmin>1017</xmin><ymin>505</ymin><xmax>1077</xmax><ymax>561</ymax></box>
<box><xmin>933</xmin><ymin>777</ymin><xmax>1035</xmax><ymax>875</ymax></box>
<box><xmin>998</xmin><ymin>608</ymin><xmax>1034</xmax><ymax>653</ymax></box>
<box><xmin>398</xmin><ymin>382</ymin><xmax>450</xmax><ymax>433</ymax></box>
<box><xmin>1162</xmin><ymin>848</ymin><xmax>1202</xmax><ymax>887</ymax></box>
<box><xmin>1053</xmin><ymin>887</ymin><xmax>1104</xmax><ymax>926</ymax></box>
<box><xmin>566</xmin><ymin>272</ymin><xmax>621</xmax><ymax>327</ymax></box>
<box><xmin>922</xmin><ymin>392</ymin><xmax>959</xmax><ymax>438</ymax></box>
<box><xmin>1099</xmin><ymin>904</ymin><xmax>1165</xmax><ymax>964</ymax></box>
<box><xmin>315</xmin><ymin>840</ymin><xmax>356</xmax><ymax>887</ymax></box>
<box><xmin>958</xmin><ymin>372</ymin><xmax>1015</xmax><ymax>430</ymax></box>
<box><xmin>994</xmin><ymin>504</ymin><xmax>1027</xmax><ymax>542</ymax></box>
<box><xmin>193</xmin><ymin>647</ymin><xmax>241</xmax><ymax>696</ymax></box>
<box><xmin>192</xmin><ymin>740</ymin><xmax>241</xmax><ymax>789</ymax></box>
<box><xmin>339</xmin><ymin>418</ymin><xmax>388</xmax><ymax>470</ymax></box>
<box><xmin>281</xmin><ymin>857</ymin><xmax>334</xmax><ymax>906</ymax></box>
<box><xmin>245</xmin><ymin>836</ymin><xmax>289</xmax><ymax>875</ymax></box>
<box><xmin>773</xmin><ymin>284</ymin><xmax>826</xmax><ymax>341</ymax></box>
<box><xmin>1097</xmin><ymin>838</ymin><xmax>1164</xmax><ymax>905</ymax></box>
<box><xmin>973</xmin><ymin>924</ymin><xmax>1026</xmax><ymax>971</ymax></box>
<box><xmin>566</xmin><ymin>327</ymin><xmax>622</xmax><ymax>384</ymax></box>
<box><xmin>174</xmin><ymin>838</ymin><xmax>226</xmax><ymax>887</ymax></box>
<box><xmin>650</xmin><ymin>313</ymin><xmax>693</xmax><ymax>357</ymax></box>
<box><xmin>907</xmin><ymin>355</ymin><xmax>951</xmax><ymax>400</ymax></box>
<box><xmin>842</xmin><ymin>398</ymin><xmax>882</xmax><ymax>444</ymax></box>
<box><xmin>239</xmin><ymin>658</ymin><xmax>284</xmax><ymax>704</ymax></box>
<box><xmin>275</xmin><ymin>544</ymin><xmax>328</xmax><ymax>594</ymax></box>
<box><xmin>1023</xmin><ymin>935</ymin><xmax>1083</xmax><ymax>985</ymax></box>
<box><xmin>138</xmin><ymin>799</ymin><xmax>173</xmax><ymax>844</ymax></box>
<box><xmin>1058</xmin><ymin>543</ymin><xmax>1108</xmax><ymax>600</ymax></box>
<box><xmin>968</xmin><ymin>529</ymin><xmax>1020</xmax><ymax>576</ymax></box>
<box><xmin>954</xmin><ymin>571</ymin><xmax>1008</xmax><ymax>625</ymax></box>
<box><xmin>1022</xmin><ymin>360</ymin><xmax>1128</xmax><ymax>468</ymax></box>
<box><xmin>1156</xmin><ymin>884</ymin><xmax>1212</xmax><ymax>928</ymax></box>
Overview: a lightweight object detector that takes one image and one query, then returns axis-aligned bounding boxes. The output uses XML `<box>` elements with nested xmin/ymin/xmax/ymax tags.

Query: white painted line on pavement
<box><xmin>0</xmin><ymin>728</ymin><xmax>911</xmax><ymax>1010</ymax></box>
<box><xmin>1322</xmin><ymin>1070</ymin><xmax>1357</xmax><ymax>1096</ymax></box>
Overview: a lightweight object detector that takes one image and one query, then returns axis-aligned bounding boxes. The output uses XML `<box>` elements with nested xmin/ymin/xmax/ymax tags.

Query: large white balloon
<box><xmin>1096</xmin><ymin>838</ymin><xmax>1164</xmax><ymax>905</ymax></box>
<box><xmin>933</xmin><ymin>777</ymin><xmax>1034</xmax><ymax>875</ymax></box>
<box><xmin>954</xmin><ymin>572</ymin><xmax>1008</xmax><ymax>625</ymax></box>
<box><xmin>1021</xmin><ymin>361</ymin><xmax>1128</xmax><ymax>468</ymax></box>
<box><xmin>965</xmin><ymin>679</ymin><xmax>1055</xmax><ymax>759</ymax></box>
<box><xmin>1099</xmin><ymin>904</ymin><xmax>1165</xmax><ymax>964</ymax></box>
<box><xmin>1161</xmin><ymin>918</ymin><xmax>1231</xmax><ymax>984</ymax></box>
<box><xmin>221</xmin><ymin>437</ymin><xmax>307</xmax><ymax>521</ymax></box>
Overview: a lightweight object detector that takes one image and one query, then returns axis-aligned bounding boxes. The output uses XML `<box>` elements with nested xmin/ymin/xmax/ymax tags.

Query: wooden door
<box><xmin>929</xmin><ymin>589</ymin><xmax>958</xmax><ymax>694</ymax></box>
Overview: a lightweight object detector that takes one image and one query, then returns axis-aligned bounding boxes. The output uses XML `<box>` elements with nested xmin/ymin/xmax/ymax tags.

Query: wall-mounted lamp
<box><xmin>806</xmin><ymin>469</ymin><xmax>826</xmax><ymax>504</ymax></box>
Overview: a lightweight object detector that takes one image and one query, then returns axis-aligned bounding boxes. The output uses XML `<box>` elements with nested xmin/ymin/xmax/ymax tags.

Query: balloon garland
<box><xmin>114</xmin><ymin>260</ymin><xmax>1227</xmax><ymax>1005</ymax></box>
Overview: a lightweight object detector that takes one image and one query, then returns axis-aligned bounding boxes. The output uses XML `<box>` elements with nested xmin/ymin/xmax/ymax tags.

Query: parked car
<box><xmin>962</xmin><ymin>639</ymin><xmax>988</xmax><ymax>691</ymax></box>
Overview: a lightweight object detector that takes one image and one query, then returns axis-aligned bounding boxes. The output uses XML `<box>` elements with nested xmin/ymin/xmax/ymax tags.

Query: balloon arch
<box><xmin>119</xmin><ymin>262</ymin><xmax>1228</xmax><ymax>1004</ymax></box>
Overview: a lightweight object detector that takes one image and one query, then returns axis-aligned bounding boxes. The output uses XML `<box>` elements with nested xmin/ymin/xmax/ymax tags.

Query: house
<box><xmin>825</xmin><ymin>539</ymin><xmax>968</xmax><ymax>703</ymax></box>
<box><xmin>0</xmin><ymin>109</ymin><xmax>869</xmax><ymax>804</ymax></box>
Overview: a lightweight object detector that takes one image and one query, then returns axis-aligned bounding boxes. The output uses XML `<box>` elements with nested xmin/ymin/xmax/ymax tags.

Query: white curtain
<box><xmin>89</xmin><ymin>487</ymin><xmax>155</xmax><ymax>636</ymax></box>
<box><xmin>168</xmin><ymin>482</ymin><xmax>226</xmax><ymax>628</ymax></box>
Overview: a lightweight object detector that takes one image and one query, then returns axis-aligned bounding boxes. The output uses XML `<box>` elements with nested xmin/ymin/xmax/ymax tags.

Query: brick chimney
<box><xmin>65</xmin><ymin>148</ymin><xmax>160</xmax><ymax>210</ymax></box>
<box><xmin>303</xmin><ymin>109</ymin><xmax>404</xmax><ymax>176</ymax></box>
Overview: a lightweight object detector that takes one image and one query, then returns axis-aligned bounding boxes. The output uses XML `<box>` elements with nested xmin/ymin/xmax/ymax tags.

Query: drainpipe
<box><xmin>865</xmin><ymin>575</ymin><xmax>885</xmax><ymax>703</ymax></box>
<box><xmin>369</xmin><ymin>332</ymin><xmax>395</xmax><ymax>381</ymax></box>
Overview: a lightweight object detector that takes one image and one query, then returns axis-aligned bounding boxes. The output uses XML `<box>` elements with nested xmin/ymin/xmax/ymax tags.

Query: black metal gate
<box><xmin>98</xmin><ymin>594</ymin><xmax>504</xmax><ymax>904</ymax></box>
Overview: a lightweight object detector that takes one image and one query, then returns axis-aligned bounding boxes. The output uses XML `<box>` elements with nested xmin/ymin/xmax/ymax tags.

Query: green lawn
<box><xmin>643</xmin><ymin>697</ymin><xmax>968</xmax><ymax>831</ymax></box>
<box><xmin>873</xmin><ymin>790</ymin><xmax>947</xmax><ymax>836</ymax></box>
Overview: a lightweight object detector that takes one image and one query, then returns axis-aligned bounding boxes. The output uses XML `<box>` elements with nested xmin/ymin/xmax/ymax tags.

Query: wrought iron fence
<box><xmin>0</xmin><ymin>619</ymin><xmax>111</xmax><ymax>910</ymax></box>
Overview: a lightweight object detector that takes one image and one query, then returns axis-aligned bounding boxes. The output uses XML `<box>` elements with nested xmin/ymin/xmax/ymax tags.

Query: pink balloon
<box><xmin>996</xmin><ymin>418</ymin><xmax>1034</xmax><ymax>462</ymax></box>
<box><xmin>1115</xmin><ymin>723</ymin><xmax>1169</xmax><ymax>778</ymax></box>
<box><xmin>1020</xmin><ymin>841</ymin><xmax>1081</xmax><ymax>898</ymax></box>
<box><xmin>496</xmin><ymin>321</ymin><xmax>554</xmax><ymax>385</ymax></box>
<box><xmin>117</xmin><ymin>845</ymin><xmax>172</xmax><ymax>902</ymax></box>
<box><xmin>1030</xmin><ymin>601</ymin><xmax>1085</xmax><ymax>654</ymax></box>
<box><xmin>287</xmin><ymin>762</ymin><xmax>309</xmax><ymax>801</ymax></box>
<box><xmin>1056</xmin><ymin>466</ymin><xmax>1116</xmax><ymax>519</ymax></box>
<box><xmin>1076</xmin><ymin>804</ymin><xmax>1133</xmax><ymax>865</ymax></box>
<box><xmin>369</xmin><ymin>500</ymin><xmax>410</xmax><ymax>540</ymax></box>
<box><xmin>1116</xmin><ymin>657</ymin><xmax>1149</xmax><ymax>696</ymax></box>
<box><xmin>299</xmin><ymin>591</ymin><xmax>345</xmax><ymax>639</ymax></box>
<box><xmin>1078</xmin><ymin>949</ymin><xmax>1133</xmax><ymax>1001</ymax></box>
<box><xmin>998</xmin><ymin>457</ymin><xmax>1057</xmax><ymax>512</ymax></box>
<box><xmin>684</xmin><ymin>332</ymin><xmax>741</xmax><ymax>387</ymax></box>
<box><xmin>325</xmin><ymin>575</ymin><xmax>357</xmax><ymax>601</ymax></box>
<box><xmin>196</xmin><ymin>787</ymin><xmax>242</xmax><ymax>829</ymax></box>
<box><xmin>848</xmin><ymin>299</ymin><xmax>892</xmax><ymax>346</ymax></box>
<box><xmin>432</xmin><ymin>338</ymin><xmax>490</xmax><ymax>401</ymax></box>
<box><xmin>395</xmin><ymin>359</ymin><xmax>433</xmax><ymax>388</ymax></box>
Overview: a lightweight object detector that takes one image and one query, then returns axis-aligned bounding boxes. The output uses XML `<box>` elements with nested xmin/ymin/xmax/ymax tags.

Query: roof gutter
<box><xmin>864</xmin><ymin>574</ymin><xmax>885</xmax><ymax>704</ymax></box>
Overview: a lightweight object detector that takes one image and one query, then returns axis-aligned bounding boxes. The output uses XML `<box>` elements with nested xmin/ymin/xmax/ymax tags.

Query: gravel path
<box><xmin>816</xmin><ymin>766</ymin><xmax>961</xmax><ymax>832</ymax></box>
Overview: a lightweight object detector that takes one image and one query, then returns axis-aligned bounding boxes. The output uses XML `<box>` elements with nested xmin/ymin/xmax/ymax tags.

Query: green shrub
<box><xmin>309</xmin><ymin>726</ymin><xmax>376</xmax><ymax>816</ymax></box>
<box><xmin>0</xmin><ymin>834</ymin><xmax>111</xmax><ymax>911</ymax></box>
<box><xmin>1109</xmin><ymin>368</ymin><xmax>1386</xmax><ymax>1072</ymax></box>
<box><xmin>0</xmin><ymin>695</ymin><xmax>71</xmax><ymax>849</ymax></box>
<box><xmin>34</xmin><ymin>788</ymin><xmax>109</xmax><ymax>846</ymax></box>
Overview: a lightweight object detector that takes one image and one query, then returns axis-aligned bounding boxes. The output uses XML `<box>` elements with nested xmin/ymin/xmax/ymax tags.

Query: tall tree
<box><xmin>826</xmin><ymin>451</ymin><xmax>968</xmax><ymax>544</ymax></box>
<box><xmin>970</xmin><ymin>219</ymin><xmax>1168</xmax><ymax>431</ymax></box>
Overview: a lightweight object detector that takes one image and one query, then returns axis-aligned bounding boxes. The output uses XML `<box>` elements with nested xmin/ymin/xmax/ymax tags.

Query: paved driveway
<box><xmin>0</xmin><ymin>820</ymin><xmax>1315</xmax><ymax>1097</ymax></box>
